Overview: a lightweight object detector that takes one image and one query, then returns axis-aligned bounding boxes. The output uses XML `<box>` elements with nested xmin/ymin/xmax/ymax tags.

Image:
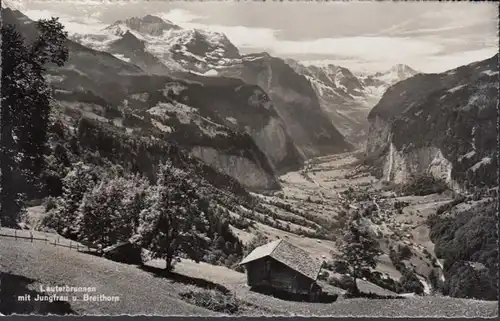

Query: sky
<box><xmin>3</xmin><ymin>0</ymin><xmax>498</xmax><ymax>73</ymax></box>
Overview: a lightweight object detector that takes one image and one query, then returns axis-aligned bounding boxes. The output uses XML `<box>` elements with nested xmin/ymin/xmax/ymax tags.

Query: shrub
<box><xmin>428</xmin><ymin>269</ymin><xmax>442</xmax><ymax>292</ymax></box>
<box><xmin>332</xmin><ymin>260</ymin><xmax>350</xmax><ymax>274</ymax></box>
<box><xmin>318</xmin><ymin>270</ymin><xmax>329</xmax><ymax>281</ymax></box>
<box><xmin>393</xmin><ymin>201</ymin><xmax>409</xmax><ymax>210</ymax></box>
<box><xmin>398</xmin><ymin>245</ymin><xmax>413</xmax><ymax>260</ymax></box>
<box><xmin>328</xmin><ymin>274</ymin><xmax>356</xmax><ymax>292</ymax></box>
<box><xmin>179</xmin><ymin>288</ymin><xmax>241</xmax><ymax>314</ymax></box>
<box><xmin>400</xmin><ymin>271</ymin><xmax>424</xmax><ymax>295</ymax></box>
<box><xmin>322</xmin><ymin>260</ymin><xmax>334</xmax><ymax>271</ymax></box>
<box><xmin>44</xmin><ymin>197</ymin><xmax>58</xmax><ymax>212</ymax></box>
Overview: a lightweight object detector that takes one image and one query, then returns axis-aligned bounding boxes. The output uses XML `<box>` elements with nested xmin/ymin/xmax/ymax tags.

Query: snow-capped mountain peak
<box><xmin>67</xmin><ymin>14</ymin><xmax>242</xmax><ymax>73</ymax></box>
<box><xmin>357</xmin><ymin>64</ymin><xmax>420</xmax><ymax>97</ymax></box>
<box><xmin>1</xmin><ymin>0</ymin><xmax>26</xmax><ymax>10</ymax></box>
<box><xmin>180</xmin><ymin>28</ymin><xmax>240</xmax><ymax>60</ymax></box>
<box><xmin>105</xmin><ymin>15</ymin><xmax>181</xmax><ymax>37</ymax></box>
<box><xmin>374</xmin><ymin>64</ymin><xmax>419</xmax><ymax>82</ymax></box>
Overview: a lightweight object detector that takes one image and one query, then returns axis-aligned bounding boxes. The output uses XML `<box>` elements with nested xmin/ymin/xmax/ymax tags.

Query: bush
<box><xmin>398</xmin><ymin>245</ymin><xmax>413</xmax><ymax>260</ymax></box>
<box><xmin>393</xmin><ymin>201</ymin><xmax>409</xmax><ymax>210</ymax></box>
<box><xmin>179</xmin><ymin>288</ymin><xmax>241</xmax><ymax>314</ymax></box>
<box><xmin>400</xmin><ymin>271</ymin><xmax>424</xmax><ymax>295</ymax></box>
<box><xmin>328</xmin><ymin>274</ymin><xmax>356</xmax><ymax>292</ymax></box>
<box><xmin>322</xmin><ymin>260</ymin><xmax>335</xmax><ymax>271</ymax></box>
<box><xmin>44</xmin><ymin>197</ymin><xmax>58</xmax><ymax>212</ymax></box>
<box><xmin>332</xmin><ymin>260</ymin><xmax>350</xmax><ymax>274</ymax></box>
<box><xmin>428</xmin><ymin>269</ymin><xmax>442</xmax><ymax>292</ymax></box>
<box><xmin>318</xmin><ymin>270</ymin><xmax>329</xmax><ymax>281</ymax></box>
<box><xmin>371</xmin><ymin>275</ymin><xmax>404</xmax><ymax>294</ymax></box>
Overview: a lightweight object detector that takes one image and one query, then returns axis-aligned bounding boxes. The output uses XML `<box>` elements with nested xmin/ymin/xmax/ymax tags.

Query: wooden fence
<box><xmin>0</xmin><ymin>229</ymin><xmax>100</xmax><ymax>253</ymax></box>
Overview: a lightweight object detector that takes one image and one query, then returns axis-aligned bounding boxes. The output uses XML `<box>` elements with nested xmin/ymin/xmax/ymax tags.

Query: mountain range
<box><xmin>286</xmin><ymin>60</ymin><xmax>419</xmax><ymax>146</ymax></box>
<box><xmin>4</xmin><ymin>8</ymin><xmax>494</xmax><ymax>194</ymax></box>
<box><xmin>67</xmin><ymin>14</ymin><xmax>419</xmax><ymax>147</ymax></box>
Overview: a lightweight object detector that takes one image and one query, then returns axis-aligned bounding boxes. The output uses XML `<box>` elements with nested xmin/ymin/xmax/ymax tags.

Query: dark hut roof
<box><xmin>102</xmin><ymin>234</ymin><xmax>142</xmax><ymax>253</ymax></box>
<box><xmin>239</xmin><ymin>239</ymin><xmax>324</xmax><ymax>281</ymax></box>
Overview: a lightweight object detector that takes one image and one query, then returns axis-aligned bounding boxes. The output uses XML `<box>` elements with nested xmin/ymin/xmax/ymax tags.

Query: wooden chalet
<box><xmin>101</xmin><ymin>235</ymin><xmax>143</xmax><ymax>265</ymax></box>
<box><xmin>238</xmin><ymin>239</ymin><xmax>324</xmax><ymax>300</ymax></box>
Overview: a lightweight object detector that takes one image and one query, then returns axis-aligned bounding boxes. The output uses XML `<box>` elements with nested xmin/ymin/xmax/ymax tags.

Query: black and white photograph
<box><xmin>0</xmin><ymin>0</ymin><xmax>498</xmax><ymax>317</ymax></box>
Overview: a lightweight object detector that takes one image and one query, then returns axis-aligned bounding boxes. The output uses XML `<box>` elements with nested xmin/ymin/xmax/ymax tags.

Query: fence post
<box><xmin>70</xmin><ymin>241</ymin><xmax>72</xmax><ymax>249</ymax></box>
<box><xmin>76</xmin><ymin>243</ymin><xmax>79</xmax><ymax>252</ymax></box>
<box><xmin>30</xmin><ymin>232</ymin><xmax>33</xmax><ymax>243</ymax></box>
<box><xmin>15</xmin><ymin>230</ymin><xmax>17</xmax><ymax>240</ymax></box>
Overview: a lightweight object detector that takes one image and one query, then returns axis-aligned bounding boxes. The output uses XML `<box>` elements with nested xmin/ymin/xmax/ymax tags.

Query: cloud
<box><xmin>273</xmin><ymin>37</ymin><xmax>443</xmax><ymax>61</ymax></box>
<box><xmin>157</xmin><ymin>9</ymin><xmax>445</xmax><ymax>61</ymax></box>
<box><xmin>159</xmin><ymin>11</ymin><xmax>281</xmax><ymax>50</ymax></box>
<box><xmin>302</xmin><ymin>47</ymin><xmax>497</xmax><ymax>74</ymax></box>
<box><xmin>158</xmin><ymin>9</ymin><xmax>205</xmax><ymax>24</ymax></box>
<box><xmin>22</xmin><ymin>9</ymin><xmax>108</xmax><ymax>34</ymax></box>
<box><xmin>417</xmin><ymin>48</ymin><xmax>498</xmax><ymax>73</ymax></box>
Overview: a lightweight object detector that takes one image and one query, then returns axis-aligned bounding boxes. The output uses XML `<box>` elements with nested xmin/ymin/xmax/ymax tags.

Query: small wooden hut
<box><xmin>101</xmin><ymin>235</ymin><xmax>143</xmax><ymax>265</ymax></box>
<box><xmin>238</xmin><ymin>239</ymin><xmax>324</xmax><ymax>300</ymax></box>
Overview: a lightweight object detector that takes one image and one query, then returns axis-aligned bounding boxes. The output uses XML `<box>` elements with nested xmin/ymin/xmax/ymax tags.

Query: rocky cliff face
<box><xmin>366</xmin><ymin>55</ymin><xmax>498</xmax><ymax>190</ymax></box>
<box><xmin>285</xmin><ymin>59</ymin><xmax>373</xmax><ymax>146</ymax></box>
<box><xmin>190</xmin><ymin>146</ymin><xmax>277</xmax><ymax>190</ymax></box>
<box><xmin>219</xmin><ymin>53</ymin><xmax>353</xmax><ymax>159</ymax></box>
<box><xmin>167</xmin><ymin>72</ymin><xmax>304</xmax><ymax>174</ymax></box>
<box><xmin>107</xmin><ymin>30</ymin><xmax>171</xmax><ymax>75</ymax></box>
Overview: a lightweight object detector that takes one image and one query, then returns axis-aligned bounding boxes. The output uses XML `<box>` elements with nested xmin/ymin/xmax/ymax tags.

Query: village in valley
<box><xmin>0</xmin><ymin>0</ymin><xmax>498</xmax><ymax>317</ymax></box>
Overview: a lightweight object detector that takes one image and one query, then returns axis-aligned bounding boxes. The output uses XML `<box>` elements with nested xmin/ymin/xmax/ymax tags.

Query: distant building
<box><xmin>238</xmin><ymin>239</ymin><xmax>324</xmax><ymax>300</ymax></box>
<box><xmin>102</xmin><ymin>235</ymin><xmax>143</xmax><ymax>265</ymax></box>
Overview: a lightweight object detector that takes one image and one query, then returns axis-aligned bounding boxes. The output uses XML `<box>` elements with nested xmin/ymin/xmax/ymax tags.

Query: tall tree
<box><xmin>79</xmin><ymin>174</ymin><xmax>150</xmax><ymax>247</ymax></box>
<box><xmin>1</xmin><ymin>24</ymin><xmax>29</xmax><ymax>227</ymax></box>
<box><xmin>337</xmin><ymin>219</ymin><xmax>381</xmax><ymax>295</ymax></box>
<box><xmin>0</xmin><ymin>18</ymin><xmax>68</xmax><ymax>227</ymax></box>
<box><xmin>138</xmin><ymin>161</ymin><xmax>211</xmax><ymax>271</ymax></box>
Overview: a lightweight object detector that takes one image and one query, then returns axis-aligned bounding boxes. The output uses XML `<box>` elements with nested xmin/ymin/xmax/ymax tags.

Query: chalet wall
<box><xmin>244</xmin><ymin>257</ymin><xmax>320</xmax><ymax>295</ymax></box>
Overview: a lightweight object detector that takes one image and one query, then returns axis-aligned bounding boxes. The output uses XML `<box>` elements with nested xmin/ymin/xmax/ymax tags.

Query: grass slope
<box><xmin>1</xmin><ymin>234</ymin><xmax>497</xmax><ymax>317</ymax></box>
<box><xmin>0</xmin><ymin>237</ymin><xmax>216</xmax><ymax>316</ymax></box>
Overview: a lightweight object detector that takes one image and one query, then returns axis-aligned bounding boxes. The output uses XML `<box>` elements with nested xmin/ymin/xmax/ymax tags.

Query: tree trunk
<box><xmin>351</xmin><ymin>268</ymin><xmax>360</xmax><ymax>296</ymax></box>
<box><xmin>0</xmin><ymin>110</ymin><xmax>19</xmax><ymax>228</ymax></box>
<box><xmin>165</xmin><ymin>257</ymin><xmax>173</xmax><ymax>272</ymax></box>
<box><xmin>351</xmin><ymin>277</ymin><xmax>360</xmax><ymax>296</ymax></box>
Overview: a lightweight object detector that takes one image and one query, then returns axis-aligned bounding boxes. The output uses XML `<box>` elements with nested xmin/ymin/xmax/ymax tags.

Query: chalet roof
<box><xmin>239</xmin><ymin>239</ymin><xmax>324</xmax><ymax>281</ymax></box>
<box><xmin>102</xmin><ymin>235</ymin><xmax>142</xmax><ymax>253</ymax></box>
